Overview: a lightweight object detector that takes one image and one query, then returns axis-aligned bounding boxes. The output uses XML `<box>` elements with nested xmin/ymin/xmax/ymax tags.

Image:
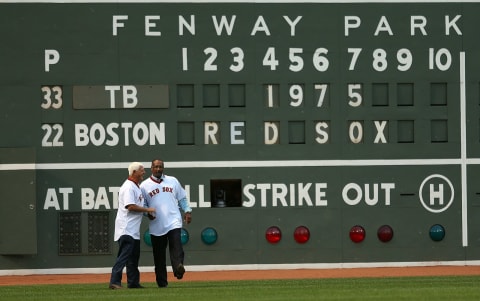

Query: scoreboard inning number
<box><xmin>182</xmin><ymin>47</ymin><xmax>453</xmax><ymax>72</ymax></box>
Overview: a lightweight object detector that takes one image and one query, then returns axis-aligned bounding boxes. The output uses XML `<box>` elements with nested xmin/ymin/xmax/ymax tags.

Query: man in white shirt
<box><xmin>141</xmin><ymin>159</ymin><xmax>192</xmax><ymax>288</ymax></box>
<box><xmin>109</xmin><ymin>162</ymin><xmax>155</xmax><ymax>289</ymax></box>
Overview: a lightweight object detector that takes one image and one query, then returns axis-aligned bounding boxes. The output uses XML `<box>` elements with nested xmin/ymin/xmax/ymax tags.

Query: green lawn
<box><xmin>1</xmin><ymin>276</ymin><xmax>479</xmax><ymax>301</ymax></box>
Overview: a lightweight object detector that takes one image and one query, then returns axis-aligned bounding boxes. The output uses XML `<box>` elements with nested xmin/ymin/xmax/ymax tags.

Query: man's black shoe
<box><xmin>175</xmin><ymin>264</ymin><xmax>185</xmax><ymax>280</ymax></box>
<box><xmin>128</xmin><ymin>284</ymin><xmax>145</xmax><ymax>288</ymax></box>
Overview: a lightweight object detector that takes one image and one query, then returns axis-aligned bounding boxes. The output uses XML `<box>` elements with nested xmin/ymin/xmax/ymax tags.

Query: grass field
<box><xmin>1</xmin><ymin>276</ymin><xmax>479</xmax><ymax>301</ymax></box>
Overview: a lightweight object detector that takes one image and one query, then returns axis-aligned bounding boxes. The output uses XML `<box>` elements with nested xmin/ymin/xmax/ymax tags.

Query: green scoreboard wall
<box><xmin>1</xmin><ymin>0</ymin><xmax>480</xmax><ymax>270</ymax></box>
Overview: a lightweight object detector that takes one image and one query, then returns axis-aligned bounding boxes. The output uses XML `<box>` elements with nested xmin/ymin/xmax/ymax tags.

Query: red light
<box><xmin>265</xmin><ymin>226</ymin><xmax>282</xmax><ymax>244</ymax></box>
<box><xmin>349</xmin><ymin>225</ymin><xmax>366</xmax><ymax>243</ymax></box>
<box><xmin>293</xmin><ymin>226</ymin><xmax>310</xmax><ymax>244</ymax></box>
<box><xmin>377</xmin><ymin>225</ymin><xmax>394</xmax><ymax>243</ymax></box>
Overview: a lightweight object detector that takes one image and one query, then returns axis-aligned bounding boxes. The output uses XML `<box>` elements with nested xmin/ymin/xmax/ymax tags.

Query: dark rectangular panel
<box><xmin>0</xmin><ymin>148</ymin><xmax>36</xmax><ymax>255</ymax></box>
<box><xmin>73</xmin><ymin>85</ymin><xmax>169</xmax><ymax>109</ymax></box>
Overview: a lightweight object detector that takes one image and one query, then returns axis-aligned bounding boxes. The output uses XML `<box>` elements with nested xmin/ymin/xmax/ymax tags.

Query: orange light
<box><xmin>265</xmin><ymin>226</ymin><xmax>282</xmax><ymax>244</ymax></box>
<box><xmin>293</xmin><ymin>226</ymin><xmax>310</xmax><ymax>244</ymax></box>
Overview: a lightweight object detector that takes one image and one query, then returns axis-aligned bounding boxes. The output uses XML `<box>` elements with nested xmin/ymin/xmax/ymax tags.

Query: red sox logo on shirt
<box><xmin>149</xmin><ymin>188</ymin><xmax>160</xmax><ymax>197</ymax></box>
<box><xmin>148</xmin><ymin>186</ymin><xmax>173</xmax><ymax>197</ymax></box>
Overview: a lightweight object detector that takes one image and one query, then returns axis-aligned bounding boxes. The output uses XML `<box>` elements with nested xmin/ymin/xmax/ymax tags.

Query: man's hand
<box><xmin>146</xmin><ymin>207</ymin><xmax>156</xmax><ymax>220</ymax></box>
<box><xmin>184</xmin><ymin>212</ymin><xmax>192</xmax><ymax>224</ymax></box>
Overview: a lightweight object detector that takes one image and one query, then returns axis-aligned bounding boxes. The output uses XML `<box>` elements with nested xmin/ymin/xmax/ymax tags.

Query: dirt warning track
<box><xmin>1</xmin><ymin>266</ymin><xmax>479</xmax><ymax>286</ymax></box>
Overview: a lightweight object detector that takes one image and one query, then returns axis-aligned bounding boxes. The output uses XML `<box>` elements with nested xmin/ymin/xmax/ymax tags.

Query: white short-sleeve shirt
<box><xmin>114</xmin><ymin>179</ymin><xmax>145</xmax><ymax>241</ymax></box>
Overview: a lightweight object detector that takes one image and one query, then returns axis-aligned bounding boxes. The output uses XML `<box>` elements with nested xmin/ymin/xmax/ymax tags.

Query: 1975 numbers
<box><xmin>182</xmin><ymin>47</ymin><xmax>454</xmax><ymax>72</ymax></box>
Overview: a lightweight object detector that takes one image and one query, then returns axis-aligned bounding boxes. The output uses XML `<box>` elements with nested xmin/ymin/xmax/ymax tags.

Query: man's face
<box><xmin>151</xmin><ymin>160</ymin><xmax>164</xmax><ymax>177</ymax></box>
<box><xmin>132</xmin><ymin>166</ymin><xmax>145</xmax><ymax>182</ymax></box>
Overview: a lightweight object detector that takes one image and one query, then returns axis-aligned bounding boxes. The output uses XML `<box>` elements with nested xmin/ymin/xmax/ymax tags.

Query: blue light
<box><xmin>181</xmin><ymin>228</ymin><xmax>189</xmax><ymax>245</ymax></box>
<box><xmin>429</xmin><ymin>224</ymin><xmax>445</xmax><ymax>241</ymax></box>
<box><xmin>201</xmin><ymin>227</ymin><xmax>218</xmax><ymax>245</ymax></box>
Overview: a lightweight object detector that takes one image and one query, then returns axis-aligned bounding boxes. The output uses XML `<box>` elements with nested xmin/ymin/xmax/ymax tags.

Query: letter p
<box><xmin>45</xmin><ymin>49</ymin><xmax>60</xmax><ymax>72</ymax></box>
<box><xmin>344</xmin><ymin>16</ymin><xmax>361</xmax><ymax>36</ymax></box>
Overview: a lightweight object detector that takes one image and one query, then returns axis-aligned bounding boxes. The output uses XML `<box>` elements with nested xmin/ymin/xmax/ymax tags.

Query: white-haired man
<box><xmin>109</xmin><ymin>162</ymin><xmax>155</xmax><ymax>289</ymax></box>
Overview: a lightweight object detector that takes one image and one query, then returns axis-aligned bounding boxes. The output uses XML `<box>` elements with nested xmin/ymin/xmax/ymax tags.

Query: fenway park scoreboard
<box><xmin>1</xmin><ymin>0</ymin><xmax>480</xmax><ymax>272</ymax></box>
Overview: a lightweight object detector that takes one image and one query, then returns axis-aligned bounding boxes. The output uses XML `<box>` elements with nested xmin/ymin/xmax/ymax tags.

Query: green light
<box><xmin>181</xmin><ymin>228</ymin><xmax>189</xmax><ymax>245</ymax></box>
<box><xmin>429</xmin><ymin>224</ymin><xmax>445</xmax><ymax>241</ymax></box>
<box><xmin>143</xmin><ymin>229</ymin><xmax>152</xmax><ymax>247</ymax></box>
<box><xmin>201</xmin><ymin>227</ymin><xmax>218</xmax><ymax>245</ymax></box>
